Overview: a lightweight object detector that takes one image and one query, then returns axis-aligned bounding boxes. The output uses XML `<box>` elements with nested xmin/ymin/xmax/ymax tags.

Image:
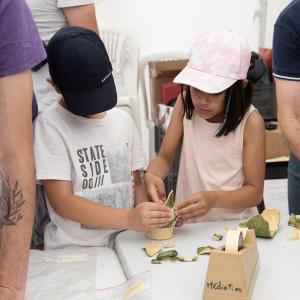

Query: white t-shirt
<box><xmin>33</xmin><ymin>103</ymin><xmax>147</xmax><ymax>249</ymax></box>
<box><xmin>27</xmin><ymin>0</ymin><xmax>95</xmax><ymax>112</ymax></box>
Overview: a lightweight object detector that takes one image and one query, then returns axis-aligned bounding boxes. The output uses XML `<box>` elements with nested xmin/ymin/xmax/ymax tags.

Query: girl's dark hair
<box><xmin>180</xmin><ymin>80</ymin><xmax>252</xmax><ymax>137</ymax></box>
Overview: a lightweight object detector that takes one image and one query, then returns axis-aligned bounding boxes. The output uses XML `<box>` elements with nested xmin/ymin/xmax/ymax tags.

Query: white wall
<box><xmin>265</xmin><ymin>0</ymin><xmax>292</xmax><ymax>48</ymax></box>
<box><xmin>96</xmin><ymin>0</ymin><xmax>261</xmax><ymax>58</ymax></box>
<box><xmin>95</xmin><ymin>0</ymin><xmax>264</xmax><ymax>161</ymax></box>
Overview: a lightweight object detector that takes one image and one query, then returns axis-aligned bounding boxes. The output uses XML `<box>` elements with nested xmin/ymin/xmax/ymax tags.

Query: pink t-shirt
<box><xmin>175</xmin><ymin>105</ymin><xmax>258</xmax><ymax>222</ymax></box>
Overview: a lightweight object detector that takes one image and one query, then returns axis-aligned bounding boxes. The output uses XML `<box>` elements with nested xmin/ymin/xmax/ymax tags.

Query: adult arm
<box><xmin>63</xmin><ymin>4</ymin><xmax>99</xmax><ymax>34</ymax></box>
<box><xmin>0</xmin><ymin>71</ymin><xmax>35</xmax><ymax>300</ymax></box>
<box><xmin>275</xmin><ymin>79</ymin><xmax>300</xmax><ymax>159</ymax></box>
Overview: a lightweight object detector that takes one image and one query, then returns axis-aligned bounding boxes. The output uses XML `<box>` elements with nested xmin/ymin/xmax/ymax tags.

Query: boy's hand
<box><xmin>175</xmin><ymin>192</ymin><xmax>216</xmax><ymax>221</ymax></box>
<box><xmin>127</xmin><ymin>202</ymin><xmax>173</xmax><ymax>232</ymax></box>
<box><xmin>144</xmin><ymin>172</ymin><xmax>166</xmax><ymax>204</ymax></box>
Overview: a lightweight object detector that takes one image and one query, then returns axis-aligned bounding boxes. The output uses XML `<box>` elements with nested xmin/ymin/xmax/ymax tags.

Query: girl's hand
<box><xmin>175</xmin><ymin>215</ymin><xmax>184</xmax><ymax>227</ymax></box>
<box><xmin>144</xmin><ymin>172</ymin><xmax>166</xmax><ymax>204</ymax></box>
<box><xmin>175</xmin><ymin>192</ymin><xmax>216</xmax><ymax>221</ymax></box>
<box><xmin>128</xmin><ymin>202</ymin><xmax>173</xmax><ymax>232</ymax></box>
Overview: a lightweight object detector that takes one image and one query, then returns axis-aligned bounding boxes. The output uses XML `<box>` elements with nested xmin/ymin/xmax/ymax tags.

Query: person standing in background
<box><xmin>27</xmin><ymin>0</ymin><xmax>99</xmax><ymax>112</ymax></box>
<box><xmin>0</xmin><ymin>0</ymin><xmax>46</xmax><ymax>299</ymax></box>
<box><xmin>273</xmin><ymin>0</ymin><xmax>300</xmax><ymax>214</ymax></box>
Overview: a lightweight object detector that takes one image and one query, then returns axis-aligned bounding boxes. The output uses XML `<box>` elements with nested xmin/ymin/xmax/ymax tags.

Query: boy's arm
<box><xmin>42</xmin><ymin>179</ymin><xmax>172</xmax><ymax>232</ymax></box>
<box><xmin>0</xmin><ymin>71</ymin><xmax>36</xmax><ymax>300</ymax></box>
<box><xmin>176</xmin><ymin>111</ymin><xmax>265</xmax><ymax>219</ymax></box>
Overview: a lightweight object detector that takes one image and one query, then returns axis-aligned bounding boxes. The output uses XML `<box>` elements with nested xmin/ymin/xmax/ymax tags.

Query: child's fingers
<box><xmin>149</xmin><ymin>210</ymin><xmax>173</xmax><ymax>219</ymax></box>
<box><xmin>148</xmin><ymin>187</ymin><xmax>165</xmax><ymax>203</ymax></box>
<box><xmin>175</xmin><ymin>219</ymin><xmax>184</xmax><ymax>227</ymax></box>
<box><xmin>175</xmin><ymin>196</ymin><xmax>198</xmax><ymax>210</ymax></box>
<box><xmin>147</xmin><ymin>202</ymin><xmax>171</xmax><ymax>212</ymax></box>
<box><xmin>176</xmin><ymin>201</ymin><xmax>199</xmax><ymax>216</ymax></box>
<box><xmin>148</xmin><ymin>218</ymin><xmax>173</xmax><ymax>227</ymax></box>
<box><xmin>181</xmin><ymin>209</ymin><xmax>206</xmax><ymax>220</ymax></box>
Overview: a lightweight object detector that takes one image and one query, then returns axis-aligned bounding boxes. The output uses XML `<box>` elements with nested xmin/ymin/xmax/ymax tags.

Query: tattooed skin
<box><xmin>0</xmin><ymin>171</ymin><xmax>25</xmax><ymax>247</ymax></box>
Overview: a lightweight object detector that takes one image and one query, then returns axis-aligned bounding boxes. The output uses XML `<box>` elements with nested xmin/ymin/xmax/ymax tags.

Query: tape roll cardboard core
<box><xmin>225</xmin><ymin>229</ymin><xmax>245</xmax><ymax>253</ymax></box>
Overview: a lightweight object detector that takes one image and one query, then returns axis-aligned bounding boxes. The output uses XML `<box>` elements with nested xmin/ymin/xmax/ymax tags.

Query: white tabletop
<box><xmin>115</xmin><ymin>214</ymin><xmax>299</xmax><ymax>300</ymax></box>
<box><xmin>25</xmin><ymin>247</ymin><xmax>126</xmax><ymax>300</ymax></box>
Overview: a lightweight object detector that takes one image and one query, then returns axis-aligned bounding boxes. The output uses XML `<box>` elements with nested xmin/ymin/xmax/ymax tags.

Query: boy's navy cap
<box><xmin>47</xmin><ymin>26</ymin><xmax>117</xmax><ymax>116</ymax></box>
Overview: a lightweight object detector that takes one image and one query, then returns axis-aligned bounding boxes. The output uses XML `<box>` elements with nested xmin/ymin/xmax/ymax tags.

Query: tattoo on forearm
<box><xmin>0</xmin><ymin>171</ymin><xmax>25</xmax><ymax>246</ymax></box>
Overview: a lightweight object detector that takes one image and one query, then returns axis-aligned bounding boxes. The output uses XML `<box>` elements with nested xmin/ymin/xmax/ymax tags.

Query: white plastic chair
<box><xmin>101</xmin><ymin>30</ymin><xmax>139</xmax><ymax>117</ymax></box>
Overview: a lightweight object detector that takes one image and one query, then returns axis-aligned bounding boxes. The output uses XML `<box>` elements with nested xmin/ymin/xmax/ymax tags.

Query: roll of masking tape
<box><xmin>225</xmin><ymin>228</ymin><xmax>246</xmax><ymax>253</ymax></box>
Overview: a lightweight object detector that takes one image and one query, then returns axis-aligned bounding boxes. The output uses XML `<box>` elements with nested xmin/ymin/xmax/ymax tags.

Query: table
<box><xmin>115</xmin><ymin>215</ymin><xmax>299</xmax><ymax>300</ymax></box>
<box><xmin>25</xmin><ymin>179</ymin><xmax>290</xmax><ymax>299</ymax></box>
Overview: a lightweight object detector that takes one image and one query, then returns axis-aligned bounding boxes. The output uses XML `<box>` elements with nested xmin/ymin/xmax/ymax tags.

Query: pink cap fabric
<box><xmin>174</xmin><ymin>31</ymin><xmax>251</xmax><ymax>93</ymax></box>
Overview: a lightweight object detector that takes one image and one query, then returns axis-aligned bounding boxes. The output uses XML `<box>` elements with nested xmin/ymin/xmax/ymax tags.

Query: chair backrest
<box><xmin>138</xmin><ymin>51</ymin><xmax>187</xmax><ymax>121</ymax></box>
<box><xmin>101</xmin><ymin>30</ymin><xmax>139</xmax><ymax>98</ymax></box>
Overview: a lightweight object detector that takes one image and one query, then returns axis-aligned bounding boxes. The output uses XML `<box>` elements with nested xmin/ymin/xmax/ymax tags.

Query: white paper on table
<box><xmin>95</xmin><ymin>247</ymin><xmax>127</xmax><ymax>289</ymax></box>
<box><xmin>96</xmin><ymin>270</ymin><xmax>152</xmax><ymax>300</ymax></box>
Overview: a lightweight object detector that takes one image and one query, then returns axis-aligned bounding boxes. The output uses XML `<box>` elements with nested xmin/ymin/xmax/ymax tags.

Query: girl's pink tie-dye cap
<box><xmin>174</xmin><ymin>31</ymin><xmax>251</xmax><ymax>93</ymax></box>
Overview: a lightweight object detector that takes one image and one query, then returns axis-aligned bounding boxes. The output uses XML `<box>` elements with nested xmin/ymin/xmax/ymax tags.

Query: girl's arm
<box><xmin>145</xmin><ymin>96</ymin><xmax>184</xmax><ymax>202</ymax></box>
<box><xmin>176</xmin><ymin>111</ymin><xmax>265</xmax><ymax>219</ymax></box>
<box><xmin>43</xmin><ymin>180</ymin><xmax>173</xmax><ymax>232</ymax></box>
<box><xmin>133</xmin><ymin>170</ymin><xmax>148</xmax><ymax>205</ymax></box>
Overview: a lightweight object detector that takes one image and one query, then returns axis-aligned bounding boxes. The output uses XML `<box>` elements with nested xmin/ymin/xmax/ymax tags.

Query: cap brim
<box><xmin>174</xmin><ymin>66</ymin><xmax>236</xmax><ymax>93</ymax></box>
<box><xmin>62</xmin><ymin>75</ymin><xmax>117</xmax><ymax>116</ymax></box>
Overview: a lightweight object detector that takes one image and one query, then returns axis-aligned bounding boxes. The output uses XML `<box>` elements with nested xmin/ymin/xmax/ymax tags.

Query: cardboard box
<box><xmin>203</xmin><ymin>229</ymin><xmax>259</xmax><ymax>300</ymax></box>
<box><xmin>149</xmin><ymin>59</ymin><xmax>187</xmax><ymax>109</ymax></box>
<box><xmin>265</xmin><ymin>127</ymin><xmax>289</xmax><ymax>160</ymax></box>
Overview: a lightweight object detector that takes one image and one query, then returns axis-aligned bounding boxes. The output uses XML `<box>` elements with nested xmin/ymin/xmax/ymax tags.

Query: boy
<box><xmin>33</xmin><ymin>26</ymin><xmax>172</xmax><ymax>249</ymax></box>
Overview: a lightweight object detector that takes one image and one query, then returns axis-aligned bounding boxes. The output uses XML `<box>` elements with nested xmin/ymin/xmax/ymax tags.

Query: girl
<box><xmin>145</xmin><ymin>31</ymin><xmax>265</xmax><ymax>223</ymax></box>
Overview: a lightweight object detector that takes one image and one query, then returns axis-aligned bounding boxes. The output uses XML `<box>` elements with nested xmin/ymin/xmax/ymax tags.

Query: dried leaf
<box><xmin>151</xmin><ymin>259</ymin><xmax>161</xmax><ymax>264</ymax></box>
<box><xmin>177</xmin><ymin>255</ymin><xmax>198</xmax><ymax>262</ymax></box>
<box><xmin>288</xmin><ymin>214</ymin><xmax>300</xmax><ymax>229</ymax></box>
<box><xmin>122</xmin><ymin>280</ymin><xmax>145</xmax><ymax>299</ymax></box>
<box><xmin>288</xmin><ymin>228</ymin><xmax>300</xmax><ymax>240</ymax></box>
<box><xmin>165</xmin><ymin>190</ymin><xmax>174</xmax><ymax>209</ymax></box>
<box><xmin>239</xmin><ymin>212</ymin><xmax>279</xmax><ymax>238</ymax></box>
<box><xmin>212</xmin><ymin>234</ymin><xmax>223</xmax><ymax>241</ymax></box>
<box><xmin>156</xmin><ymin>250</ymin><xmax>178</xmax><ymax>261</ymax></box>
<box><xmin>162</xmin><ymin>242</ymin><xmax>175</xmax><ymax>248</ymax></box>
<box><xmin>165</xmin><ymin>191</ymin><xmax>177</xmax><ymax>229</ymax></box>
<box><xmin>197</xmin><ymin>246</ymin><xmax>215</xmax><ymax>255</ymax></box>
<box><xmin>143</xmin><ymin>242</ymin><xmax>162</xmax><ymax>257</ymax></box>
